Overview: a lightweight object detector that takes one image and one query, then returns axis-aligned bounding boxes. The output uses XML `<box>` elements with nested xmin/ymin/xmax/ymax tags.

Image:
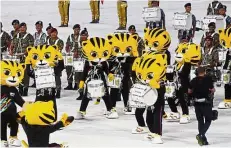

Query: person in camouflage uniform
<box><xmin>64</xmin><ymin>24</ymin><xmax>82</xmax><ymax>90</ymax></box>
<box><xmin>10</xmin><ymin>20</ymin><xmax>20</xmax><ymax>39</ymax></box>
<box><xmin>46</xmin><ymin>28</ymin><xmax>64</xmax><ymax>98</ymax></box>
<box><xmin>128</xmin><ymin>25</ymin><xmax>145</xmax><ymax>56</ymax></box>
<box><xmin>200</xmin><ymin>36</ymin><xmax>219</xmax><ymax>81</ymax></box>
<box><xmin>207</xmin><ymin>0</ymin><xmax>223</xmax><ymax>15</ymax></box>
<box><xmin>0</xmin><ymin>22</ymin><xmax>11</xmax><ymax>58</ymax></box>
<box><xmin>46</xmin><ymin>23</ymin><xmax>53</xmax><ymax>41</ymax></box>
<box><xmin>200</xmin><ymin>22</ymin><xmax>220</xmax><ymax>48</ymax></box>
<box><xmin>219</xmin><ymin>5</ymin><xmax>231</xmax><ymax>28</ymax></box>
<box><xmin>178</xmin><ymin>3</ymin><xmax>196</xmax><ymax>43</ymax></box>
<box><xmin>11</xmin><ymin>22</ymin><xmax>34</xmax><ymax>96</ymax></box>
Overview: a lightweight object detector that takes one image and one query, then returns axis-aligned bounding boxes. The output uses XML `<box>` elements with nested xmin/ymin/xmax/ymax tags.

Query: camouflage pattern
<box><xmin>200</xmin><ymin>32</ymin><xmax>220</xmax><ymax>48</ymax></box>
<box><xmin>137</xmin><ymin>36</ymin><xmax>145</xmax><ymax>56</ymax></box>
<box><xmin>33</xmin><ymin>32</ymin><xmax>47</xmax><ymax>46</ymax></box>
<box><xmin>10</xmin><ymin>30</ymin><xmax>19</xmax><ymax>39</ymax></box>
<box><xmin>47</xmin><ymin>38</ymin><xmax>64</xmax><ymax>52</ymax></box>
<box><xmin>201</xmin><ymin>46</ymin><xmax>219</xmax><ymax>67</ymax></box>
<box><xmin>0</xmin><ymin>31</ymin><xmax>11</xmax><ymax>52</ymax></box>
<box><xmin>66</xmin><ymin>34</ymin><xmax>82</xmax><ymax>56</ymax></box>
<box><xmin>207</xmin><ymin>1</ymin><xmax>223</xmax><ymax>15</ymax></box>
<box><xmin>12</xmin><ymin>32</ymin><xmax>34</xmax><ymax>54</ymax></box>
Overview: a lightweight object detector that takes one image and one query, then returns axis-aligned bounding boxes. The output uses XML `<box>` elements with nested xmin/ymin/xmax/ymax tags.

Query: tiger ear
<box><xmin>107</xmin><ymin>34</ymin><xmax>113</xmax><ymax>40</ymax></box>
<box><xmin>132</xmin><ymin>34</ymin><xmax>139</xmax><ymax>41</ymax></box>
<box><xmin>82</xmin><ymin>41</ymin><xmax>88</xmax><ymax>47</ymax></box>
<box><xmin>26</xmin><ymin>46</ymin><xmax>33</xmax><ymax>53</ymax></box>
<box><xmin>218</xmin><ymin>29</ymin><xmax>223</xmax><ymax>34</ymax></box>
<box><xmin>144</xmin><ymin>28</ymin><xmax>149</xmax><ymax>33</ymax></box>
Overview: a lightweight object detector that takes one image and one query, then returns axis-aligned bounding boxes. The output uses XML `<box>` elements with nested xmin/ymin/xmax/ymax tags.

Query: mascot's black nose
<box><xmin>40</xmin><ymin>60</ymin><xmax>43</xmax><ymax>63</ymax></box>
<box><xmin>12</xmin><ymin>76</ymin><xmax>15</xmax><ymax>80</ymax></box>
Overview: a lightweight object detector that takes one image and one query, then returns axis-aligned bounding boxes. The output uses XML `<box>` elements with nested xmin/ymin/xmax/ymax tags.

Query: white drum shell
<box><xmin>165</xmin><ymin>82</ymin><xmax>176</xmax><ymax>98</ymax></box>
<box><xmin>63</xmin><ymin>53</ymin><xmax>74</xmax><ymax>66</ymax></box>
<box><xmin>87</xmin><ymin>80</ymin><xmax>105</xmax><ymax>98</ymax></box>
<box><xmin>173</xmin><ymin>12</ymin><xmax>192</xmax><ymax>30</ymax></box>
<box><xmin>202</xmin><ymin>15</ymin><xmax>225</xmax><ymax>31</ymax></box>
<box><xmin>221</xmin><ymin>70</ymin><xmax>230</xmax><ymax>84</ymax></box>
<box><xmin>142</xmin><ymin>7</ymin><xmax>162</xmax><ymax>22</ymax></box>
<box><xmin>34</xmin><ymin>67</ymin><xmax>56</xmax><ymax>89</ymax></box>
<box><xmin>108</xmin><ymin>75</ymin><xmax>122</xmax><ymax>89</ymax></box>
<box><xmin>167</xmin><ymin>65</ymin><xmax>174</xmax><ymax>73</ymax></box>
<box><xmin>218</xmin><ymin>49</ymin><xmax>227</xmax><ymax>62</ymax></box>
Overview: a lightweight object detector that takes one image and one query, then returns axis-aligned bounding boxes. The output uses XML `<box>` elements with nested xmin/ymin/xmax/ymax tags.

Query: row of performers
<box><xmin>1</xmin><ymin>26</ymin><xmax>231</xmax><ymax>146</ymax></box>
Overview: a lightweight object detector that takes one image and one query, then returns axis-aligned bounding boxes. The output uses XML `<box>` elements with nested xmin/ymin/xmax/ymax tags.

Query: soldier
<box><xmin>11</xmin><ymin>22</ymin><xmax>34</xmax><ymax>96</ymax></box>
<box><xmin>58</xmin><ymin>0</ymin><xmax>70</xmax><ymax>27</ymax></box>
<box><xmin>117</xmin><ymin>0</ymin><xmax>127</xmax><ymax>30</ymax></box>
<box><xmin>64</xmin><ymin>24</ymin><xmax>81</xmax><ymax>90</ymax></box>
<box><xmin>46</xmin><ymin>28</ymin><xmax>64</xmax><ymax>98</ymax></box>
<box><xmin>178</xmin><ymin>3</ymin><xmax>196</xmax><ymax>43</ymax></box>
<box><xmin>207</xmin><ymin>0</ymin><xmax>223</xmax><ymax>15</ymax></box>
<box><xmin>10</xmin><ymin>20</ymin><xmax>20</xmax><ymax>39</ymax></box>
<box><xmin>148</xmin><ymin>0</ymin><xmax>152</xmax><ymax>7</ymax></box>
<box><xmin>128</xmin><ymin>25</ymin><xmax>145</xmax><ymax>56</ymax></box>
<box><xmin>90</xmin><ymin>0</ymin><xmax>103</xmax><ymax>23</ymax></box>
<box><xmin>218</xmin><ymin>5</ymin><xmax>231</xmax><ymax>28</ymax></box>
<box><xmin>34</xmin><ymin>21</ymin><xmax>47</xmax><ymax>46</ymax></box>
<box><xmin>200</xmin><ymin>36</ymin><xmax>219</xmax><ymax>81</ymax></box>
<box><xmin>200</xmin><ymin>22</ymin><xmax>220</xmax><ymax>48</ymax></box>
<box><xmin>146</xmin><ymin>0</ymin><xmax>166</xmax><ymax>30</ymax></box>
<box><xmin>46</xmin><ymin>23</ymin><xmax>53</xmax><ymax>41</ymax></box>
<box><xmin>0</xmin><ymin>22</ymin><xmax>11</xmax><ymax>58</ymax></box>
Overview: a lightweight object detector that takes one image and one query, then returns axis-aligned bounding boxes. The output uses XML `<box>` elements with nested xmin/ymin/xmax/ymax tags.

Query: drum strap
<box><xmin>17</xmin><ymin>33</ymin><xmax>28</xmax><ymax>39</ymax></box>
<box><xmin>0</xmin><ymin>31</ymin><xmax>3</xmax><ymax>38</ymax></box>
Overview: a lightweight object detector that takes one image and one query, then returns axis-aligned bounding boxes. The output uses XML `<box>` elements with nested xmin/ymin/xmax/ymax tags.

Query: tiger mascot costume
<box><xmin>218</xmin><ymin>26</ymin><xmax>231</xmax><ymax>109</ymax></box>
<box><xmin>106</xmin><ymin>32</ymin><xmax>139</xmax><ymax>115</ymax></box>
<box><xmin>1</xmin><ymin>60</ymin><xmax>27</xmax><ymax>147</ymax></box>
<box><xmin>131</xmin><ymin>52</ymin><xmax>167</xmax><ymax>144</ymax></box>
<box><xmin>25</xmin><ymin>45</ymin><xmax>64</xmax><ymax>120</ymax></box>
<box><xmin>75</xmin><ymin>37</ymin><xmax>118</xmax><ymax>119</ymax></box>
<box><xmin>165</xmin><ymin>42</ymin><xmax>201</xmax><ymax>123</ymax></box>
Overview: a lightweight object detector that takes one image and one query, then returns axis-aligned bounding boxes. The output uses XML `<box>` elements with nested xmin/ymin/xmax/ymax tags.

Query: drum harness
<box><xmin>110</xmin><ymin>59</ymin><xmax>124</xmax><ymax>90</ymax></box>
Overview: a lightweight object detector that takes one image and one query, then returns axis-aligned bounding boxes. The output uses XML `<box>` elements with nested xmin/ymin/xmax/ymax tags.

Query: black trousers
<box><xmin>135</xmin><ymin>105</ymin><xmax>163</xmax><ymax>135</ymax></box>
<box><xmin>194</xmin><ymin>103</ymin><xmax>212</xmax><ymax>136</ymax></box>
<box><xmin>167</xmin><ymin>87</ymin><xmax>189</xmax><ymax>115</ymax></box>
<box><xmin>224</xmin><ymin>84</ymin><xmax>231</xmax><ymax>100</ymax></box>
<box><xmin>1</xmin><ymin>105</ymin><xmax>18</xmax><ymax>140</ymax></box>
<box><xmin>110</xmin><ymin>76</ymin><xmax>130</xmax><ymax>108</ymax></box>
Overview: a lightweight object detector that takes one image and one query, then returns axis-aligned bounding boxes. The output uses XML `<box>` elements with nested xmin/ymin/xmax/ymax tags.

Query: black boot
<box><xmin>76</xmin><ymin>92</ymin><xmax>83</xmax><ymax>100</ymax></box>
<box><xmin>56</xmin><ymin>90</ymin><xmax>61</xmax><ymax>99</ymax></box>
<box><xmin>73</xmin><ymin>84</ymin><xmax>77</xmax><ymax>90</ymax></box>
<box><xmin>23</xmin><ymin>88</ymin><xmax>28</xmax><ymax>96</ymax></box>
<box><xmin>59</xmin><ymin>24</ymin><xmax>65</xmax><ymax>27</ymax></box>
<box><xmin>90</xmin><ymin>20</ymin><xmax>96</xmax><ymax>23</ymax></box>
<box><xmin>94</xmin><ymin>19</ymin><xmax>99</xmax><ymax>23</ymax></box>
<box><xmin>63</xmin><ymin>24</ymin><xmax>68</xmax><ymax>27</ymax></box>
<box><xmin>64</xmin><ymin>83</ymin><xmax>73</xmax><ymax>90</ymax></box>
<box><xmin>196</xmin><ymin>134</ymin><xmax>204</xmax><ymax>146</ymax></box>
<box><xmin>202</xmin><ymin>135</ymin><xmax>209</xmax><ymax>145</ymax></box>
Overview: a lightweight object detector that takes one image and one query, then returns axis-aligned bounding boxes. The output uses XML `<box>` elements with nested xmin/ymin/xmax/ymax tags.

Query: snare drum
<box><xmin>87</xmin><ymin>79</ymin><xmax>105</xmax><ymax>99</ymax></box>
<box><xmin>165</xmin><ymin>82</ymin><xmax>176</xmax><ymax>98</ymax></box>
<box><xmin>142</xmin><ymin>7</ymin><xmax>161</xmax><ymax>22</ymax></box>
<box><xmin>73</xmin><ymin>58</ymin><xmax>85</xmax><ymax>72</ymax></box>
<box><xmin>108</xmin><ymin>74</ymin><xmax>122</xmax><ymax>89</ymax></box>
<box><xmin>221</xmin><ymin>70</ymin><xmax>230</xmax><ymax>84</ymax></box>
<box><xmin>34</xmin><ymin>67</ymin><xmax>56</xmax><ymax>89</ymax></box>
<box><xmin>2</xmin><ymin>55</ymin><xmax>20</xmax><ymax>63</ymax></box>
<box><xmin>190</xmin><ymin>66</ymin><xmax>197</xmax><ymax>80</ymax></box>
<box><xmin>173</xmin><ymin>12</ymin><xmax>192</xmax><ymax>30</ymax></box>
<box><xmin>63</xmin><ymin>53</ymin><xmax>74</xmax><ymax>66</ymax></box>
<box><xmin>218</xmin><ymin>49</ymin><xmax>227</xmax><ymax>63</ymax></box>
<box><xmin>128</xmin><ymin>83</ymin><xmax>158</xmax><ymax>108</ymax></box>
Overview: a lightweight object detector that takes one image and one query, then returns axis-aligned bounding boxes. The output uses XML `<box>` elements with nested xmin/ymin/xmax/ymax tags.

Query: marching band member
<box><xmin>117</xmin><ymin>0</ymin><xmax>127</xmax><ymax>30</ymax></box>
<box><xmin>46</xmin><ymin>28</ymin><xmax>64</xmax><ymax>98</ymax></box>
<box><xmin>58</xmin><ymin>0</ymin><xmax>70</xmax><ymax>27</ymax></box>
<box><xmin>207</xmin><ymin>0</ymin><xmax>223</xmax><ymax>15</ymax></box>
<box><xmin>10</xmin><ymin>20</ymin><xmax>20</xmax><ymax>39</ymax></box>
<box><xmin>178</xmin><ymin>3</ymin><xmax>196</xmax><ymax>43</ymax></box>
<box><xmin>64</xmin><ymin>24</ymin><xmax>81</xmax><ymax>90</ymax></box>
<box><xmin>218</xmin><ymin>5</ymin><xmax>231</xmax><ymax>28</ymax></box>
<box><xmin>200</xmin><ymin>22</ymin><xmax>220</xmax><ymax>48</ymax></box>
<box><xmin>0</xmin><ymin>22</ymin><xmax>11</xmax><ymax>58</ymax></box>
<box><xmin>11</xmin><ymin>22</ymin><xmax>34</xmax><ymax>96</ymax></box>
<box><xmin>146</xmin><ymin>0</ymin><xmax>166</xmax><ymax>30</ymax></box>
<box><xmin>131</xmin><ymin>53</ymin><xmax>167</xmax><ymax>144</ymax></box>
<box><xmin>75</xmin><ymin>37</ymin><xmax>118</xmax><ymax>119</ymax></box>
<box><xmin>46</xmin><ymin>23</ymin><xmax>53</xmax><ymax>41</ymax></box>
<box><xmin>218</xmin><ymin>26</ymin><xmax>231</xmax><ymax>109</ymax></box>
<box><xmin>34</xmin><ymin>21</ymin><xmax>47</xmax><ymax>46</ymax></box>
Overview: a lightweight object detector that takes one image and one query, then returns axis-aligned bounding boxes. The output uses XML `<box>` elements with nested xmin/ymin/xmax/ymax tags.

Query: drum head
<box><xmin>143</xmin><ymin>88</ymin><xmax>158</xmax><ymax>106</ymax></box>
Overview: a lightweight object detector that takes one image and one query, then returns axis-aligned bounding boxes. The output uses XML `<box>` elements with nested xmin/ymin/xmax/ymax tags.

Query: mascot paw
<box><xmin>16</xmin><ymin>111</ymin><xmax>25</xmax><ymax>123</ymax></box>
<box><xmin>79</xmin><ymin>81</ymin><xmax>84</xmax><ymax>89</ymax></box>
<box><xmin>218</xmin><ymin>100</ymin><xmax>231</xmax><ymax>109</ymax></box>
<box><xmin>61</xmin><ymin>113</ymin><xmax>74</xmax><ymax>127</ymax></box>
<box><xmin>108</xmin><ymin>73</ymin><xmax>115</xmax><ymax>82</ymax></box>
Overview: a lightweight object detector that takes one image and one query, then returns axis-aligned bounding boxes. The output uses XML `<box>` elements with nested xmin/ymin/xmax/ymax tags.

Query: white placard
<box><xmin>87</xmin><ymin>80</ymin><xmax>105</xmax><ymax>99</ymax></box>
<box><xmin>142</xmin><ymin>7</ymin><xmax>161</xmax><ymax>22</ymax></box>
<box><xmin>34</xmin><ymin>67</ymin><xmax>56</xmax><ymax>89</ymax></box>
<box><xmin>73</xmin><ymin>58</ymin><xmax>85</xmax><ymax>72</ymax></box>
<box><xmin>202</xmin><ymin>15</ymin><xmax>225</xmax><ymax>31</ymax></box>
<box><xmin>173</xmin><ymin>12</ymin><xmax>192</xmax><ymax>30</ymax></box>
<box><xmin>218</xmin><ymin>49</ymin><xmax>227</xmax><ymax>62</ymax></box>
<box><xmin>190</xmin><ymin>67</ymin><xmax>197</xmax><ymax>80</ymax></box>
<box><xmin>2</xmin><ymin>55</ymin><xmax>20</xmax><ymax>63</ymax></box>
